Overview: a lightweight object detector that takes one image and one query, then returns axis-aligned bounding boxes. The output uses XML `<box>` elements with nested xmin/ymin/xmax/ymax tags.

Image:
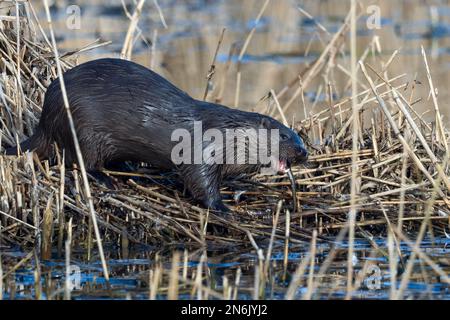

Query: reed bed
<box><xmin>0</xmin><ymin>1</ymin><xmax>449</xmax><ymax>300</ymax></box>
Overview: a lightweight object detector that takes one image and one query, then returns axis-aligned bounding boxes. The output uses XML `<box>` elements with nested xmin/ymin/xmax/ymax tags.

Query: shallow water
<box><xmin>2</xmin><ymin>238</ymin><xmax>449</xmax><ymax>300</ymax></box>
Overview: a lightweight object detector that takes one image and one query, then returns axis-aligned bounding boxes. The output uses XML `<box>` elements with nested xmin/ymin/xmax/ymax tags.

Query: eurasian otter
<box><xmin>5</xmin><ymin>58</ymin><xmax>308</xmax><ymax>212</ymax></box>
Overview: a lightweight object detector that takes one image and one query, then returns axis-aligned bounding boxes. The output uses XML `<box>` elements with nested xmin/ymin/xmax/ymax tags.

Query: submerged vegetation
<box><xmin>0</xmin><ymin>0</ymin><xmax>449</xmax><ymax>299</ymax></box>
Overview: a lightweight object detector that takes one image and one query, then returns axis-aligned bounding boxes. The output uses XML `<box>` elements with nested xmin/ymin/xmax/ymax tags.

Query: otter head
<box><xmin>259</xmin><ymin>116</ymin><xmax>308</xmax><ymax>174</ymax></box>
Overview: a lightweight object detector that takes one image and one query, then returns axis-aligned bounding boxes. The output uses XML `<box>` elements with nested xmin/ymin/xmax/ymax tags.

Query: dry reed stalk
<box><xmin>360</xmin><ymin>62</ymin><xmax>450</xmax><ymax>208</ymax></box>
<box><xmin>42</xmin><ymin>0</ymin><xmax>110</xmax><ymax>282</ymax></box>
<box><xmin>194</xmin><ymin>252</ymin><xmax>206</xmax><ymax>299</ymax></box>
<box><xmin>0</xmin><ymin>246</ymin><xmax>3</xmax><ymax>300</ymax></box>
<box><xmin>387</xmin><ymin>231</ymin><xmax>397</xmax><ymax>299</ymax></box>
<box><xmin>421</xmin><ymin>46</ymin><xmax>447</xmax><ymax>152</ymax></box>
<box><xmin>234</xmin><ymin>0</ymin><xmax>271</xmax><ymax>107</ymax></box>
<box><xmin>285</xmin><ymin>237</ymin><xmax>315</xmax><ymax>299</ymax></box>
<box><xmin>41</xmin><ymin>192</ymin><xmax>53</xmax><ymax>260</ymax></box>
<box><xmin>282</xmin><ymin>209</ymin><xmax>290</xmax><ymax>282</ymax></box>
<box><xmin>394</xmin><ymin>229</ymin><xmax>450</xmax><ymax>285</ymax></box>
<box><xmin>232</xmin><ymin>267</ymin><xmax>241</xmax><ymax>300</ymax></box>
<box><xmin>1</xmin><ymin>250</ymin><xmax>33</xmax><ymax>281</ymax></box>
<box><xmin>149</xmin><ymin>263</ymin><xmax>162</xmax><ymax>300</ymax></box>
<box><xmin>302</xmin><ymin>230</ymin><xmax>317</xmax><ymax>300</ymax></box>
<box><xmin>215</xmin><ymin>43</ymin><xmax>236</xmax><ymax>104</ymax></box>
<box><xmin>270</xmin><ymin>89</ymin><xmax>288</xmax><ymax>126</ymax></box>
<box><xmin>265</xmin><ymin>201</ymin><xmax>282</xmax><ymax>259</ymax></box>
<box><xmin>346</xmin><ymin>0</ymin><xmax>358</xmax><ymax>300</ymax></box>
<box><xmin>296</xmin><ymin>6</ymin><xmax>330</xmax><ymax>36</ymax></box>
<box><xmin>57</xmin><ymin>150</ymin><xmax>65</xmax><ymax>258</ymax></box>
<box><xmin>203</xmin><ymin>28</ymin><xmax>226</xmax><ymax>101</ymax></box>
<box><xmin>253</xmin><ymin>263</ymin><xmax>260</xmax><ymax>300</ymax></box>
<box><xmin>152</xmin><ymin>0</ymin><xmax>167</xmax><ymax>29</ymax></box>
<box><xmin>179</xmin><ymin>275</ymin><xmax>224</xmax><ymax>300</ymax></box>
<box><xmin>307</xmin><ymin>226</ymin><xmax>349</xmax><ymax>295</ymax></box>
<box><xmin>33</xmin><ymin>249</ymin><xmax>42</xmax><ymax>299</ymax></box>
<box><xmin>167</xmin><ymin>251</ymin><xmax>180</xmax><ymax>300</ymax></box>
<box><xmin>304</xmin><ymin>74</ymin><xmax>406</xmax><ymax>125</ymax></box>
<box><xmin>182</xmin><ymin>249</ymin><xmax>188</xmax><ymax>282</ymax></box>
<box><xmin>149</xmin><ymin>29</ymin><xmax>158</xmax><ymax>70</ymax></box>
<box><xmin>60</xmin><ymin>39</ymin><xmax>113</xmax><ymax>59</ymax></box>
<box><xmin>394</xmin><ymin>153</ymin><xmax>450</xmax><ymax>298</ymax></box>
<box><xmin>280</xmin><ymin>9</ymin><xmax>353</xmax><ymax>114</ymax></box>
<box><xmin>0</xmin><ymin>209</ymin><xmax>37</xmax><ymax>230</ymax></box>
<box><xmin>121</xmin><ymin>0</ymin><xmax>146</xmax><ymax>60</ymax></box>
<box><xmin>64</xmin><ymin>217</ymin><xmax>72</xmax><ymax>300</ymax></box>
<box><xmin>365</xmin><ymin>63</ymin><xmax>450</xmax><ymax>192</ymax></box>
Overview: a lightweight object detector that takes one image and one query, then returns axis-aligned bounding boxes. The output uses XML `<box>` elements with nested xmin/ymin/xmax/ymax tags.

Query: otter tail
<box><xmin>4</xmin><ymin>128</ymin><xmax>50</xmax><ymax>159</ymax></box>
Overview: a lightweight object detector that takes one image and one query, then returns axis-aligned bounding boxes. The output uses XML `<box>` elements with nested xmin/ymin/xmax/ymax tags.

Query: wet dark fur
<box><xmin>5</xmin><ymin>58</ymin><xmax>308</xmax><ymax>212</ymax></box>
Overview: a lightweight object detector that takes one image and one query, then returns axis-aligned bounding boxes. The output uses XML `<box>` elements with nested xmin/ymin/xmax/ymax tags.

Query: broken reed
<box><xmin>0</xmin><ymin>0</ymin><xmax>449</xmax><ymax>300</ymax></box>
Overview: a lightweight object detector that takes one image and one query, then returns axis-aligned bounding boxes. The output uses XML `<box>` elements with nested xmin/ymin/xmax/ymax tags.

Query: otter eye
<box><xmin>280</xmin><ymin>133</ymin><xmax>289</xmax><ymax>141</ymax></box>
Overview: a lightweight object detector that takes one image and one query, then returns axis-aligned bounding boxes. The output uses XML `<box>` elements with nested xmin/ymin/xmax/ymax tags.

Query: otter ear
<box><xmin>259</xmin><ymin>117</ymin><xmax>271</xmax><ymax>129</ymax></box>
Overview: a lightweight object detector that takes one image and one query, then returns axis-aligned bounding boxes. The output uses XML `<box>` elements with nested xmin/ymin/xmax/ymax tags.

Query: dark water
<box><xmin>2</xmin><ymin>238</ymin><xmax>449</xmax><ymax>300</ymax></box>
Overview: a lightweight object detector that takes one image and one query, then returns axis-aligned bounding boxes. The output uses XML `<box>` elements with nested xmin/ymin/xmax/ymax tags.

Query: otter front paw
<box><xmin>209</xmin><ymin>200</ymin><xmax>230</xmax><ymax>214</ymax></box>
<box><xmin>207</xmin><ymin>200</ymin><xmax>233</xmax><ymax>235</ymax></box>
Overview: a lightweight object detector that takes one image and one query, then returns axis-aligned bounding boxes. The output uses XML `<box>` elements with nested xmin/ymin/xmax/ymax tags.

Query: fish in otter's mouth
<box><xmin>264</xmin><ymin>156</ymin><xmax>294</xmax><ymax>175</ymax></box>
<box><xmin>270</xmin><ymin>157</ymin><xmax>290</xmax><ymax>174</ymax></box>
<box><xmin>267</xmin><ymin>152</ymin><xmax>308</xmax><ymax>175</ymax></box>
